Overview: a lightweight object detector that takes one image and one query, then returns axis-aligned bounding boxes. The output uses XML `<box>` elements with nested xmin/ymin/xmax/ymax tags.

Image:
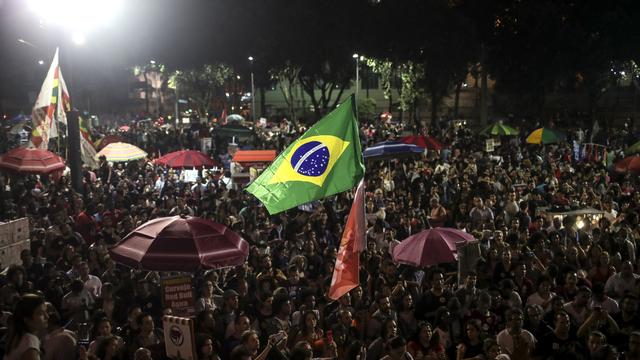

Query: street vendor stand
<box><xmin>230</xmin><ymin>150</ymin><xmax>277</xmax><ymax>186</ymax></box>
<box><xmin>540</xmin><ymin>207</ymin><xmax>605</xmax><ymax>230</ymax></box>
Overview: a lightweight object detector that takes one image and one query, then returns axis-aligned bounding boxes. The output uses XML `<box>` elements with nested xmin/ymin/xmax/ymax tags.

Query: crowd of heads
<box><xmin>0</xmin><ymin>115</ymin><xmax>639</xmax><ymax>360</ymax></box>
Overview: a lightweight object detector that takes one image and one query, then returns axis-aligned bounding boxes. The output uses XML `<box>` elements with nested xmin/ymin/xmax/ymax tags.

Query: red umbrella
<box><xmin>109</xmin><ymin>216</ymin><xmax>249</xmax><ymax>271</ymax></box>
<box><xmin>155</xmin><ymin>150</ymin><xmax>220</xmax><ymax>168</ymax></box>
<box><xmin>118</xmin><ymin>125</ymin><xmax>131</xmax><ymax>132</ymax></box>
<box><xmin>392</xmin><ymin>227</ymin><xmax>474</xmax><ymax>267</ymax></box>
<box><xmin>614</xmin><ymin>155</ymin><xmax>640</xmax><ymax>174</ymax></box>
<box><xmin>399</xmin><ymin>135</ymin><xmax>443</xmax><ymax>150</ymax></box>
<box><xmin>0</xmin><ymin>147</ymin><xmax>65</xmax><ymax>174</ymax></box>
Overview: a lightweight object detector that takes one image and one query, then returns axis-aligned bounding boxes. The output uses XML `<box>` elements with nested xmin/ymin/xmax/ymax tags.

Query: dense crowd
<box><xmin>0</xmin><ymin>115</ymin><xmax>639</xmax><ymax>360</ymax></box>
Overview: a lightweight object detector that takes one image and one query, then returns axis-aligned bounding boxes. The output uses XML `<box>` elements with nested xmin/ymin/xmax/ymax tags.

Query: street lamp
<box><xmin>248</xmin><ymin>56</ymin><xmax>256</xmax><ymax>120</ymax></box>
<box><xmin>353</xmin><ymin>53</ymin><xmax>359</xmax><ymax>97</ymax></box>
<box><xmin>71</xmin><ymin>32</ymin><xmax>85</xmax><ymax>46</ymax></box>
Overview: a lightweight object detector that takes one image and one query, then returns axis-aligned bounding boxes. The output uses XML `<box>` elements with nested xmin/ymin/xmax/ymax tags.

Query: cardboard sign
<box><xmin>163</xmin><ymin>315</ymin><xmax>196</xmax><ymax>360</ymax></box>
<box><xmin>200</xmin><ymin>137</ymin><xmax>212</xmax><ymax>153</ymax></box>
<box><xmin>485</xmin><ymin>138</ymin><xmax>495</xmax><ymax>152</ymax></box>
<box><xmin>457</xmin><ymin>240</ymin><xmax>481</xmax><ymax>285</ymax></box>
<box><xmin>162</xmin><ymin>276</ymin><xmax>195</xmax><ymax>317</ymax></box>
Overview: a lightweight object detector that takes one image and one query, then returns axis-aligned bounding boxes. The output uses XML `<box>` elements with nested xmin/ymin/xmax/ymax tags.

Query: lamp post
<box><xmin>353</xmin><ymin>53</ymin><xmax>359</xmax><ymax>97</ymax></box>
<box><xmin>248</xmin><ymin>56</ymin><xmax>256</xmax><ymax>120</ymax></box>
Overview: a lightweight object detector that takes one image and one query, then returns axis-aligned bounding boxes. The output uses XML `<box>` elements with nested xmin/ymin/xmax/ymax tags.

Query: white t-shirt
<box><xmin>84</xmin><ymin>275</ymin><xmax>102</xmax><ymax>298</ymax></box>
<box><xmin>496</xmin><ymin>328</ymin><xmax>536</xmax><ymax>355</ymax></box>
<box><xmin>4</xmin><ymin>333</ymin><xmax>41</xmax><ymax>360</ymax></box>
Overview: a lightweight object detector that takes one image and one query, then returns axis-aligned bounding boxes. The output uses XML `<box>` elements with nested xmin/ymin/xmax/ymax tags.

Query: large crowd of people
<box><xmin>0</xmin><ymin>114</ymin><xmax>639</xmax><ymax>360</ymax></box>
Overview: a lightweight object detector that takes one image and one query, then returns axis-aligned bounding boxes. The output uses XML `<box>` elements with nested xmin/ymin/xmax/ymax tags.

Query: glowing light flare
<box><xmin>28</xmin><ymin>0</ymin><xmax>123</xmax><ymax>33</ymax></box>
<box><xmin>71</xmin><ymin>32</ymin><xmax>86</xmax><ymax>45</ymax></box>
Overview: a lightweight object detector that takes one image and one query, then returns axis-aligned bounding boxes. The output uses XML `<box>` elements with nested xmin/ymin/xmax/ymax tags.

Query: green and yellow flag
<box><xmin>247</xmin><ymin>95</ymin><xmax>364</xmax><ymax>214</ymax></box>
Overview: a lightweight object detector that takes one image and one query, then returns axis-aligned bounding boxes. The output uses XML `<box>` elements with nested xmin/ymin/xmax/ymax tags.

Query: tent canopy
<box><xmin>232</xmin><ymin>150</ymin><xmax>277</xmax><ymax>163</ymax></box>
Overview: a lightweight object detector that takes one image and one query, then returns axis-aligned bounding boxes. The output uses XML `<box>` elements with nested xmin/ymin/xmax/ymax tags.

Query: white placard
<box><xmin>163</xmin><ymin>316</ymin><xmax>196</xmax><ymax>360</ymax></box>
<box><xmin>181</xmin><ymin>170</ymin><xmax>199</xmax><ymax>183</ymax></box>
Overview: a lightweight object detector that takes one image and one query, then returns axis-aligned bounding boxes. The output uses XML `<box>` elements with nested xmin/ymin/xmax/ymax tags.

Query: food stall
<box><xmin>230</xmin><ymin>150</ymin><xmax>277</xmax><ymax>186</ymax></box>
<box><xmin>541</xmin><ymin>207</ymin><xmax>605</xmax><ymax>230</ymax></box>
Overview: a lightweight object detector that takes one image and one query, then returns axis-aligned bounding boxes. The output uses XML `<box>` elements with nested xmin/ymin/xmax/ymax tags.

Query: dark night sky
<box><xmin>0</xmin><ymin>0</ymin><xmax>247</xmax><ymax>112</ymax></box>
<box><xmin>0</xmin><ymin>0</ymin><xmax>235</xmax><ymax>69</ymax></box>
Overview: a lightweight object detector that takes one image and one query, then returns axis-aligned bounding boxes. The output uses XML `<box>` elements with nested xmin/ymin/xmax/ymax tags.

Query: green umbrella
<box><xmin>626</xmin><ymin>140</ymin><xmax>640</xmax><ymax>155</ymax></box>
<box><xmin>214</xmin><ymin>124</ymin><xmax>254</xmax><ymax>139</ymax></box>
<box><xmin>480</xmin><ymin>123</ymin><xmax>519</xmax><ymax>136</ymax></box>
<box><xmin>526</xmin><ymin>128</ymin><xmax>565</xmax><ymax>144</ymax></box>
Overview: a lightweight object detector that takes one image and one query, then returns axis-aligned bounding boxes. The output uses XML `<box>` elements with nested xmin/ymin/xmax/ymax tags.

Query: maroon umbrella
<box><xmin>155</xmin><ymin>150</ymin><xmax>220</xmax><ymax>168</ymax></box>
<box><xmin>392</xmin><ymin>227</ymin><xmax>474</xmax><ymax>267</ymax></box>
<box><xmin>614</xmin><ymin>155</ymin><xmax>640</xmax><ymax>174</ymax></box>
<box><xmin>109</xmin><ymin>216</ymin><xmax>248</xmax><ymax>271</ymax></box>
<box><xmin>399</xmin><ymin>135</ymin><xmax>443</xmax><ymax>151</ymax></box>
<box><xmin>0</xmin><ymin>147</ymin><xmax>65</xmax><ymax>174</ymax></box>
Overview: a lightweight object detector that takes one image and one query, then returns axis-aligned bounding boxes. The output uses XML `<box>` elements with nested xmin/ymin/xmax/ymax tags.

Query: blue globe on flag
<box><xmin>290</xmin><ymin>141</ymin><xmax>330</xmax><ymax>177</ymax></box>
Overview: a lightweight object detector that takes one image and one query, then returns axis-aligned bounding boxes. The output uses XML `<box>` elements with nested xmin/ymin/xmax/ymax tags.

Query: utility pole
<box><xmin>67</xmin><ymin>109</ymin><xmax>83</xmax><ymax>195</ymax></box>
<box><xmin>480</xmin><ymin>44</ymin><xmax>489</xmax><ymax>127</ymax></box>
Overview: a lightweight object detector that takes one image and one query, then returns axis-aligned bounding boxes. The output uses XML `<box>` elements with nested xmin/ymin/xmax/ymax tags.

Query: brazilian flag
<box><xmin>247</xmin><ymin>95</ymin><xmax>364</xmax><ymax>214</ymax></box>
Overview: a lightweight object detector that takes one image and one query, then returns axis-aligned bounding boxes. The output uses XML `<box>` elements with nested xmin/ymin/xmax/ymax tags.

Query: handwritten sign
<box><xmin>162</xmin><ymin>276</ymin><xmax>195</xmax><ymax>317</ymax></box>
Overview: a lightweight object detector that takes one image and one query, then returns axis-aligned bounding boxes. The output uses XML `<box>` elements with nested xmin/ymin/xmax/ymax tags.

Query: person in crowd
<box><xmin>42</xmin><ymin>303</ymin><xmax>77</xmax><ymax>360</ymax></box>
<box><xmin>195</xmin><ymin>280</ymin><xmax>217</xmax><ymax>313</ymax></box>
<box><xmin>622</xmin><ymin>332</ymin><xmax>640</xmax><ymax>360</ymax></box>
<box><xmin>4</xmin><ymin>294</ymin><xmax>49</xmax><ymax>360</ymax></box>
<box><xmin>1</xmin><ymin>117</ymin><xmax>639</xmax><ymax>360</ymax></box>
<box><xmin>456</xmin><ymin>320</ymin><xmax>484</xmax><ymax>360</ymax></box>
<box><xmin>563</xmin><ymin>286</ymin><xmax>592</xmax><ymax>326</ymax></box>
<box><xmin>496</xmin><ymin>308</ymin><xmax>536</xmax><ymax>359</ymax></box>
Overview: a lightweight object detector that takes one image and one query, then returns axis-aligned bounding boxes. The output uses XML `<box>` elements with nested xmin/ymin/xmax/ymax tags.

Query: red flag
<box><xmin>220</xmin><ymin>107</ymin><xmax>228</xmax><ymax>125</ymax></box>
<box><xmin>328</xmin><ymin>180</ymin><xmax>366</xmax><ymax>300</ymax></box>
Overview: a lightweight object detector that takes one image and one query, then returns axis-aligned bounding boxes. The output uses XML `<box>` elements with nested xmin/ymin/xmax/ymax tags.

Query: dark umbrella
<box><xmin>363</xmin><ymin>140</ymin><xmax>424</xmax><ymax>161</ymax></box>
<box><xmin>214</xmin><ymin>124</ymin><xmax>254</xmax><ymax>139</ymax></box>
<box><xmin>614</xmin><ymin>155</ymin><xmax>640</xmax><ymax>174</ymax></box>
<box><xmin>399</xmin><ymin>135</ymin><xmax>443</xmax><ymax>150</ymax></box>
<box><xmin>109</xmin><ymin>216</ymin><xmax>249</xmax><ymax>272</ymax></box>
<box><xmin>392</xmin><ymin>227</ymin><xmax>475</xmax><ymax>267</ymax></box>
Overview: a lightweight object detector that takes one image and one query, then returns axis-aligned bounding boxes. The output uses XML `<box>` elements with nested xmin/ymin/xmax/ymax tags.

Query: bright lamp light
<box><xmin>71</xmin><ymin>32</ymin><xmax>86</xmax><ymax>45</ymax></box>
<box><xmin>28</xmin><ymin>0</ymin><xmax>122</xmax><ymax>32</ymax></box>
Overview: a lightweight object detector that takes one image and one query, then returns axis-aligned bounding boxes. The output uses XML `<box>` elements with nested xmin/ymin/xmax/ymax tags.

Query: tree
<box><xmin>170</xmin><ymin>64</ymin><xmax>234</xmax><ymax>117</ymax></box>
<box><xmin>133</xmin><ymin>63</ymin><xmax>171</xmax><ymax>115</ymax></box>
<box><xmin>270</xmin><ymin>65</ymin><xmax>302</xmax><ymax>122</ymax></box>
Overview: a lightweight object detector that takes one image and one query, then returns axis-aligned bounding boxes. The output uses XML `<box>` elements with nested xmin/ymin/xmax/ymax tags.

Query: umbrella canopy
<box><xmin>8</xmin><ymin>114</ymin><xmax>30</xmax><ymax>124</ymax></box>
<box><xmin>392</xmin><ymin>227</ymin><xmax>475</xmax><ymax>267</ymax></box>
<box><xmin>109</xmin><ymin>216</ymin><xmax>249</xmax><ymax>271</ymax></box>
<box><xmin>155</xmin><ymin>150</ymin><xmax>220</xmax><ymax>168</ymax></box>
<box><xmin>214</xmin><ymin>124</ymin><xmax>254</xmax><ymax>138</ymax></box>
<box><xmin>480</xmin><ymin>123</ymin><xmax>519</xmax><ymax>136</ymax></box>
<box><xmin>94</xmin><ymin>135</ymin><xmax>124</xmax><ymax>150</ymax></box>
<box><xmin>399</xmin><ymin>135</ymin><xmax>443</xmax><ymax>150</ymax></box>
<box><xmin>226</xmin><ymin>114</ymin><xmax>245</xmax><ymax>123</ymax></box>
<box><xmin>526</xmin><ymin>128</ymin><xmax>564</xmax><ymax>144</ymax></box>
<box><xmin>95</xmin><ymin>142</ymin><xmax>147</xmax><ymax>162</ymax></box>
<box><xmin>614</xmin><ymin>155</ymin><xmax>640</xmax><ymax>174</ymax></box>
<box><xmin>232</xmin><ymin>150</ymin><xmax>277</xmax><ymax>163</ymax></box>
<box><xmin>363</xmin><ymin>141</ymin><xmax>424</xmax><ymax>161</ymax></box>
<box><xmin>118</xmin><ymin>125</ymin><xmax>131</xmax><ymax>132</ymax></box>
<box><xmin>0</xmin><ymin>147</ymin><xmax>65</xmax><ymax>174</ymax></box>
<box><xmin>625</xmin><ymin>140</ymin><xmax>640</xmax><ymax>155</ymax></box>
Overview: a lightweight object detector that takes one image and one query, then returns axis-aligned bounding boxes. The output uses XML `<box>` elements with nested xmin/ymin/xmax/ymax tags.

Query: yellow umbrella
<box><xmin>526</xmin><ymin>128</ymin><xmax>565</xmax><ymax>144</ymax></box>
<box><xmin>95</xmin><ymin>142</ymin><xmax>147</xmax><ymax>162</ymax></box>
